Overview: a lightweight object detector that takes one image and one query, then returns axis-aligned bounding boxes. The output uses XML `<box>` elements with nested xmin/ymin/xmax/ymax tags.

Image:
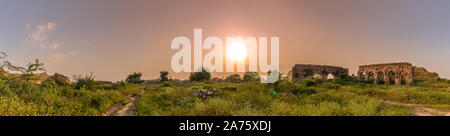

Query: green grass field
<box><xmin>1</xmin><ymin>72</ymin><xmax>449</xmax><ymax>116</ymax></box>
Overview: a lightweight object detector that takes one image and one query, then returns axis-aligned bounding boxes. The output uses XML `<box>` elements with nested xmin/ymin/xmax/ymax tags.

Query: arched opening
<box><xmin>367</xmin><ymin>72</ymin><xmax>375</xmax><ymax>84</ymax></box>
<box><xmin>294</xmin><ymin>73</ymin><xmax>300</xmax><ymax>78</ymax></box>
<box><xmin>387</xmin><ymin>71</ymin><xmax>396</xmax><ymax>85</ymax></box>
<box><xmin>313</xmin><ymin>73</ymin><xmax>322</xmax><ymax>80</ymax></box>
<box><xmin>358</xmin><ymin>72</ymin><xmax>365</xmax><ymax>81</ymax></box>
<box><xmin>327</xmin><ymin>73</ymin><xmax>335</xmax><ymax>80</ymax></box>
<box><xmin>303</xmin><ymin>69</ymin><xmax>314</xmax><ymax>79</ymax></box>
<box><xmin>376</xmin><ymin>71</ymin><xmax>385</xmax><ymax>84</ymax></box>
<box><xmin>400</xmin><ymin>71</ymin><xmax>407</xmax><ymax>85</ymax></box>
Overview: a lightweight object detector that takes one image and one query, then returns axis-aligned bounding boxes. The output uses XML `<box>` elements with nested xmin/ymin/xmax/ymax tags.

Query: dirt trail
<box><xmin>383</xmin><ymin>101</ymin><xmax>450</xmax><ymax>116</ymax></box>
<box><xmin>101</xmin><ymin>89</ymin><xmax>145</xmax><ymax>116</ymax></box>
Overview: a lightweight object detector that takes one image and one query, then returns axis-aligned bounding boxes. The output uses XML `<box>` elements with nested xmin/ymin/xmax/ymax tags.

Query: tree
<box><xmin>0</xmin><ymin>52</ymin><xmax>45</xmax><ymax>81</ymax></box>
<box><xmin>189</xmin><ymin>67</ymin><xmax>211</xmax><ymax>81</ymax></box>
<box><xmin>226</xmin><ymin>74</ymin><xmax>241</xmax><ymax>83</ymax></box>
<box><xmin>160</xmin><ymin>71</ymin><xmax>169</xmax><ymax>82</ymax></box>
<box><xmin>243</xmin><ymin>72</ymin><xmax>260</xmax><ymax>82</ymax></box>
<box><xmin>125</xmin><ymin>72</ymin><xmax>144</xmax><ymax>84</ymax></box>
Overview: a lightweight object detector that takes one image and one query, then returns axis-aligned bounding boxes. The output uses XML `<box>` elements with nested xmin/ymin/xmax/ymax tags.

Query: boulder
<box><xmin>51</xmin><ymin>73</ymin><xmax>72</xmax><ymax>84</ymax></box>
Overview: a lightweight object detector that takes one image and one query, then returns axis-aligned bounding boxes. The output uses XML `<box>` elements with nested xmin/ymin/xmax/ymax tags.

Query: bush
<box><xmin>189</xmin><ymin>67</ymin><xmax>211</xmax><ymax>82</ymax></box>
<box><xmin>73</xmin><ymin>73</ymin><xmax>97</xmax><ymax>90</ymax></box>
<box><xmin>125</xmin><ymin>72</ymin><xmax>144</xmax><ymax>84</ymax></box>
<box><xmin>293</xmin><ymin>86</ymin><xmax>316</xmax><ymax>95</ymax></box>
<box><xmin>320</xmin><ymin>82</ymin><xmax>342</xmax><ymax>90</ymax></box>
<box><xmin>302</xmin><ymin>79</ymin><xmax>318</xmax><ymax>87</ymax></box>
<box><xmin>226</xmin><ymin>74</ymin><xmax>241</xmax><ymax>83</ymax></box>
<box><xmin>160</xmin><ymin>71</ymin><xmax>169</xmax><ymax>82</ymax></box>
<box><xmin>160</xmin><ymin>81</ymin><xmax>171</xmax><ymax>87</ymax></box>
<box><xmin>222</xmin><ymin>86</ymin><xmax>238</xmax><ymax>91</ymax></box>
<box><xmin>274</xmin><ymin>80</ymin><xmax>296</xmax><ymax>93</ymax></box>
<box><xmin>243</xmin><ymin>72</ymin><xmax>259</xmax><ymax>82</ymax></box>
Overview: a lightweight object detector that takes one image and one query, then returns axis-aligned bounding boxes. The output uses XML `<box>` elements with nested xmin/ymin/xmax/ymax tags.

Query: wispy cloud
<box><xmin>26</xmin><ymin>22</ymin><xmax>63</xmax><ymax>49</ymax></box>
<box><xmin>47</xmin><ymin>51</ymin><xmax>79</xmax><ymax>63</ymax></box>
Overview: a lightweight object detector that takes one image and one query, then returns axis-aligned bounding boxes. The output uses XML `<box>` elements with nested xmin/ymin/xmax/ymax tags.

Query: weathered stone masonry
<box><xmin>358</xmin><ymin>62</ymin><xmax>413</xmax><ymax>86</ymax></box>
<box><xmin>288</xmin><ymin>64</ymin><xmax>349</xmax><ymax>82</ymax></box>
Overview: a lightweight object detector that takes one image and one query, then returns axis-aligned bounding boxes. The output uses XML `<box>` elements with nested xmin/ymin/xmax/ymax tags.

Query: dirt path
<box><xmin>383</xmin><ymin>101</ymin><xmax>450</xmax><ymax>116</ymax></box>
<box><xmin>101</xmin><ymin>89</ymin><xmax>145</xmax><ymax>116</ymax></box>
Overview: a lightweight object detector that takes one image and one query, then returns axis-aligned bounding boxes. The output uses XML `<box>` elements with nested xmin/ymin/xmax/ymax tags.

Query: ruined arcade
<box><xmin>358</xmin><ymin>62</ymin><xmax>414</xmax><ymax>86</ymax></box>
<box><xmin>288</xmin><ymin>64</ymin><xmax>349</xmax><ymax>82</ymax></box>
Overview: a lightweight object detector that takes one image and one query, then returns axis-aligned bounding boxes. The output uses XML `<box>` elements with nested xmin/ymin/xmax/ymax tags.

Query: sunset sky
<box><xmin>1</xmin><ymin>0</ymin><xmax>450</xmax><ymax>81</ymax></box>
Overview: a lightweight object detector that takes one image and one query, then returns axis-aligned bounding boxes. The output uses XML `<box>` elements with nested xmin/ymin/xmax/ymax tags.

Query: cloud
<box><xmin>26</xmin><ymin>22</ymin><xmax>63</xmax><ymax>49</ymax></box>
<box><xmin>47</xmin><ymin>51</ymin><xmax>79</xmax><ymax>63</ymax></box>
<box><xmin>50</xmin><ymin>41</ymin><xmax>64</xmax><ymax>49</ymax></box>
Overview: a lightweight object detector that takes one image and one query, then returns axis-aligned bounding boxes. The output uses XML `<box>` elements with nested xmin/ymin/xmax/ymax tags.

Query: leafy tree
<box><xmin>160</xmin><ymin>71</ymin><xmax>169</xmax><ymax>82</ymax></box>
<box><xmin>189</xmin><ymin>67</ymin><xmax>211</xmax><ymax>81</ymax></box>
<box><xmin>243</xmin><ymin>72</ymin><xmax>260</xmax><ymax>82</ymax></box>
<box><xmin>125</xmin><ymin>72</ymin><xmax>144</xmax><ymax>84</ymax></box>
<box><xmin>226</xmin><ymin>74</ymin><xmax>241</xmax><ymax>83</ymax></box>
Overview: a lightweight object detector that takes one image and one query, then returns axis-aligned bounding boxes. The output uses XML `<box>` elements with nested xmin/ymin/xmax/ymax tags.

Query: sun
<box><xmin>226</xmin><ymin>41</ymin><xmax>247</xmax><ymax>61</ymax></box>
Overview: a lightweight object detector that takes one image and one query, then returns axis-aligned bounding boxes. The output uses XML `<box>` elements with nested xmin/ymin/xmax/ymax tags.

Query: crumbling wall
<box><xmin>358</xmin><ymin>62</ymin><xmax>414</xmax><ymax>86</ymax></box>
<box><xmin>413</xmin><ymin>67</ymin><xmax>439</xmax><ymax>78</ymax></box>
<box><xmin>289</xmin><ymin>64</ymin><xmax>349</xmax><ymax>82</ymax></box>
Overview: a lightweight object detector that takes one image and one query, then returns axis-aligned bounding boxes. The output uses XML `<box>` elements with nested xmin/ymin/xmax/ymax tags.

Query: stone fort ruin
<box><xmin>358</xmin><ymin>62</ymin><xmax>413</xmax><ymax>85</ymax></box>
<box><xmin>358</xmin><ymin>62</ymin><xmax>439</xmax><ymax>86</ymax></box>
<box><xmin>287</xmin><ymin>64</ymin><xmax>349</xmax><ymax>82</ymax></box>
<box><xmin>287</xmin><ymin>62</ymin><xmax>438</xmax><ymax>86</ymax></box>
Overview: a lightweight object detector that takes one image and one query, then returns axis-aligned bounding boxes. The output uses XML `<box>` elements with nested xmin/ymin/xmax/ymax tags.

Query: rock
<box><xmin>192</xmin><ymin>89</ymin><xmax>219</xmax><ymax>99</ymax></box>
<box><xmin>51</xmin><ymin>73</ymin><xmax>72</xmax><ymax>84</ymax></box>
<box><xmin>35</xmin><ymin>72</ymin><xmax>50</xmax><ymax>84</ymax></box>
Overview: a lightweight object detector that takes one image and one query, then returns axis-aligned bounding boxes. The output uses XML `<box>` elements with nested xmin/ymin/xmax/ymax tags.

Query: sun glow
<box><xmin>226</xmin><ymin>41</ymin><xmax>247</xmax><ymax>61</ymax></box>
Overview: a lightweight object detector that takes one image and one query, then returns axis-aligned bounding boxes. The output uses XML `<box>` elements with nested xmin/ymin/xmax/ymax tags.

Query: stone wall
<box><xmin>289</xmin><ymin>64</ymin><xmax>349</xmax><ymax>82</ymax></box>
<box><xmin>358</xmin><ymin>62</ymin><xmax>414</xmax><ymax>85</ymax></box>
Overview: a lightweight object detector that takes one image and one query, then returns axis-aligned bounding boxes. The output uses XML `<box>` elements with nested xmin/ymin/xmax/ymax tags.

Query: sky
<box><xmin>1</xmin><ymin>0</ymin><xmax>450</xmax><ymax>81</ymax></box>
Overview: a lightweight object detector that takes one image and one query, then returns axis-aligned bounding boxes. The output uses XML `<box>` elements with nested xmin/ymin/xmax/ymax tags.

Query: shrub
<box><xmin>160</xmin><ymin>71</ymin><xmax>169</xmax><ymax>82</ymax></box>
<box><xmin>73</xmin><ymin>73</ymin><xmax>97</xmax><ymax>90</ymax></box>
<box><xmin>292</xmin><ymin>86</ymin><xmax>316</xmax><ymax>95</ymax></box>
<box><xmin>160</xmin><ymin>81</ymin><xmax>171</xmax><ymax>87</ymax></box>
<box><xmin>274</xmin><ymin>80</ymin><xmax>296</xmax><ymax>93</ymax></box>
<box><xmin>189</xmin><ymin>67</ymin><xmax>211</xmax><ymax>81</ymax></box>
<box><xmin>243</xmin><ymin>72</ymin><xmax>259</xmax><ymax>82</ymax></box>
<box><xmin>302</xmin><ymin>79</ymin><xmax>318</xmax><ymax>87</ymax></box>
<box><xmin>225</xmin><ymin>74</ymin><xmax>241</xmax><ymax>83</ymax></box>
<box><xmin>125</xmin><ymin>72</ymin><xmax>144</xmax><ymax>84</ymax></box>
<box><xmin>320</xmin><ymin>82</ymin><xmax>342</xmax><ymax>90</ymax></box>
<box><xmin>222</xmin><ymin>86</ymin><xmax>238</xmax><ymax>91</ymax></box>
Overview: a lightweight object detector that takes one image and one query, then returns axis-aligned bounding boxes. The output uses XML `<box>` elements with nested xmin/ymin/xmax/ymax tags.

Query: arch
<box><xmin>327</xmin><ymin>73</ymin><xmax>335</xmax><ymax>80</ymax></box>
<box><xmin>400</xmin><ymin>71</ymin><xmax>407</xmax><ymax>85</ymax></box>
<box><xmin>376</xmin><ymin>71</ymin><xmax>385</xmax><ymax>84</ymax></box>
<box><xmin>367</xmin><ymin>71</ymin><xmax>375</xmax><ymax>84</ymax></box>
<box><xmin>387</xmin><ymin>71</ymin><xmax>396</xmax><ymax>85</ymax></box>
<box><xmin>358</xmin><ymin>72</ymin><xmax>366</xmax><ymax>81</ymax></box>
<box><xmin>303</xmin><ymin>69</ymin><xmax>314</xmax><ymax>79</ymax></box>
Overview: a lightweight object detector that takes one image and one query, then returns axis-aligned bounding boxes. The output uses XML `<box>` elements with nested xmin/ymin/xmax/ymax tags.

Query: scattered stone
<box><xmin>192</xmin><ymin>89</ymin><xmax>219</xmax><ymax>99</ymax></box>
<box><xmin>282</xmin><ymin>92</ymin><xmax>295</xmax><ymax>96</ymax></box>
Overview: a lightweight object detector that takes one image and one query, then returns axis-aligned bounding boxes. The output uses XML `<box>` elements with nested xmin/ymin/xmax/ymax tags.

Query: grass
<box><xmin>135</xmin><ymin>80</ymin><xmax>432</xmax><ymax>116</ymax></box>
<box><xmin>0</xmin><ymin>77</ymin><xmax>138</xmax><ymax>116</ymax></box>
<box><xmin>1</xmin><ymin>72</ymin><xmax>448</xmax><ymax>116</ymax></box>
